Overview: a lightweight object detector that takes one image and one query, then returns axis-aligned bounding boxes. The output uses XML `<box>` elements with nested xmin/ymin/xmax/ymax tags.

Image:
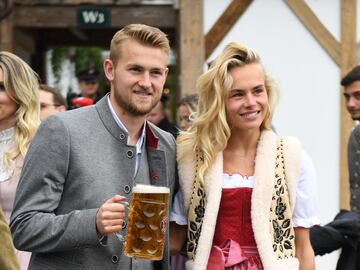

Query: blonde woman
<box><xmin>170</xmin><ymin>42</ymin><xmax>319</xmax><ymax>270</ymax></box>
<box><xmin>0</xmin><ymin>51</ymin><xmax>39</xmax><ymax>269</ymax></box>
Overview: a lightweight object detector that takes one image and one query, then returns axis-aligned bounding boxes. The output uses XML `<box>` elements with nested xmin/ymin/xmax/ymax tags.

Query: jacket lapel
<box><xmin>146</xmin><ymin>124</ymin><xmax>167</xmax><ymax>187</ymax></box>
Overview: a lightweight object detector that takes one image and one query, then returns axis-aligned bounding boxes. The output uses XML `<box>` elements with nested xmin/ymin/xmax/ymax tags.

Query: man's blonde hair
<box><xmin>110</xmin><ymin>24</ymin><xmax>170</xmax><ymax>65</ymax></box>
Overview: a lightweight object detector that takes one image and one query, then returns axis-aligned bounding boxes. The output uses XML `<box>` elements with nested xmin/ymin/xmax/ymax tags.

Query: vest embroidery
<box><xmin>270</xmin><ymin>138</ymin><xmax>296</xmax><ymax>258</ymax></box>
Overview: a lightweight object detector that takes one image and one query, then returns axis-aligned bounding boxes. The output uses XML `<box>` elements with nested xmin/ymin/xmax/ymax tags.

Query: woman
<box><xmin>171</xmin><ymin>42</ymin><xmax>319</xmax><ymax>270</ymax></box>
<box><xmin>0</xmin><ymin>51</ymin><xmax>40</xmax><ymax>269</ymax></box>
<box><xmin>177</xmin><ymin>94</ymin><xmax>198</xmax><ymax>131</ymax></box>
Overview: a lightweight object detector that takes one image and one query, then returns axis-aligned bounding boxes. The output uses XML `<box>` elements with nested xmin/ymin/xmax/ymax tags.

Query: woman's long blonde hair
<box><xmin>177</xmin><ymin>42</ymin><xmax>279</xmax><ymax>185</ymax></box>
<box><xmin>0</xmin><ymin>51</ymin><xmax>40</xmax><ymax>167</ymax></box>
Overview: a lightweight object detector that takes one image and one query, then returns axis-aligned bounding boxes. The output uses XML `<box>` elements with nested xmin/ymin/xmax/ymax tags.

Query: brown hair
<box><xmin>39</xmin><ymin>84</ymin><xmax>67</xmax><ymax>107</ymax></box>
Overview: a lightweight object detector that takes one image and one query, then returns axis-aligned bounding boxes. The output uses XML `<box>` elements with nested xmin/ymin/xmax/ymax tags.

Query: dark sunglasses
<box><xmin>0</xmin><ymin>82</ymin><xmax>5</xmax><ymax>92</ymax></box>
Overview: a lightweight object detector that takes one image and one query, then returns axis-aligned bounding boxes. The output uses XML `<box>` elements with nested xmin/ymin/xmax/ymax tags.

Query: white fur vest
<box><xmin>178</xmin><ymin>130</ymin><xmax>302</xmax><ymax>270</ymax></box>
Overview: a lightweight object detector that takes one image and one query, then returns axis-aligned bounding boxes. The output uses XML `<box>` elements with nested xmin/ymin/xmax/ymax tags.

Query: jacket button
<box><xmin>124</xmin><ymin>185</ymin><xmax>131</xmax><ymax>194</ymax></box>
<box><xmin>126</xmin><ymin>150</ymin><xmax>134</xmax><ymax>158</ymax></box>
<box><xmin>111</xmin><ymin>255</ymin><xmax>119</xmax><ymax>264</ymax></box>
<box><xmin>122</xmin><ymin>221</ymin><xmax>127</xmax><ymax>229</ymax></box>
<box><xmin>119</xmin><ymin>133</ymin><xmax>125</xmax><ymax>140</ymax></box>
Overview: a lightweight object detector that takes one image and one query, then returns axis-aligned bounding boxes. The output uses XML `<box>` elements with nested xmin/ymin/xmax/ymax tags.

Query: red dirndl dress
<box><xmin>206</xmin><ymin>186</ymin><xmax>263</xmax><ymax>270</ymax></box>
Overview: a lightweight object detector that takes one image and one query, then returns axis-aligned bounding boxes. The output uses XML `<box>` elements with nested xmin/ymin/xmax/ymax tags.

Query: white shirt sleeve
<box><xmin>170</xmin><ymin>190</ymin><xmax>188</xmax><ymax>225</ymax></box>
<box><xmin>292</xmin><ymin>150</ymin><xmax>320</xmax><ymax>228</ymax></box>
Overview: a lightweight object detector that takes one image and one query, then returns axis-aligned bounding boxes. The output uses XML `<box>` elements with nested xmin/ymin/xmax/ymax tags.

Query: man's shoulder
<box><xmin>350</xmin><ymin>123</ymin><xmax>360</xmax><ymax>141</ymax></box>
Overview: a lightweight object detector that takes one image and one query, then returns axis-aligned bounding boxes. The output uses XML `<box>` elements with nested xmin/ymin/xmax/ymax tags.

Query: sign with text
<box><xmin>77</xmin><ymin>7</ymin><xmax>111</xmax><ymax>28</ymax></box>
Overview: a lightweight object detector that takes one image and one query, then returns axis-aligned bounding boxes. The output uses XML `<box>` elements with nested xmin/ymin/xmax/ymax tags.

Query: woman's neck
<box><xmin>0</xmin><ymin>120</ymin><xmax>15</xmax><ymax>133</ymax></box>
<box><xmin>225</xmin><ymin>128</ymin><xmax>261</xmax><ymax>154</ymax></box>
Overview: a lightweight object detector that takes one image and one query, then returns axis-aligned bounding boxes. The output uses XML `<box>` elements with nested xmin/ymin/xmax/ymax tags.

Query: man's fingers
<box><xmin>105</xmin><ymin>195</ymin><xmax>126</xmax><ymax>204</ymax></box>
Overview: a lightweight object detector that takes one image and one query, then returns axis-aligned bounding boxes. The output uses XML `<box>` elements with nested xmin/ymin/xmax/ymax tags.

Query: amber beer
<box><xmin>124</xmin><ymin>184</ymin><xmax>170</xmax><ymax>260</ymax></box>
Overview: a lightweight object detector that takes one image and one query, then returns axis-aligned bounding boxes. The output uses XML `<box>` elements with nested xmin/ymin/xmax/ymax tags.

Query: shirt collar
<box><xmin>107</xmin><ymin>95</ymin><xmax>146</xmax><ymax>155</ymax></box>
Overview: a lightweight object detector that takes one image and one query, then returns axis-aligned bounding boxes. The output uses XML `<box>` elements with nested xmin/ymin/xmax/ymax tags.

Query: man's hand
<box><xmin>96</xmin><ymin>195</ymin><xmax>127</xmax><ymax>236</ymax></box>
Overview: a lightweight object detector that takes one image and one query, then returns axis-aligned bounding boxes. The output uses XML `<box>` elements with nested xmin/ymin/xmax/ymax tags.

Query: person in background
<box><xmin>77</xmin><ymin>68</ymin><xmax>102</xmax><ymax>103</ymax></box>
<box><xmin>39</xmin><ymin>84</ymin><xmax>67</xmax><ymax>121</ymax></box>
<box><xmin>310</xmin><ymin>65</ymin><xmax>360</xmax><ymax>269</ymax></box>
<box><xmin>170</xmin><ymin>42</ymin><xmax>318</xmax><ymax>270</ymax></box>
<box><xmin>177</xmin><ymin>94</ymin><xmax>198</xmax><ymax>131</ymax></box>
<box><xmin>170</xmin><ymin>94</ymin><xmax>199</xmax><ymax>270</ymax></box>
<box><xmin>10</xmin><ymin>24</ymin><xmax>176</xmax><ymax>270</ymax></box>
<box><xmin>0</xmin><ymin>51</ymin><xmax>40</xmax><ymax>270</ymax></box>
<box><xmin>147</xmin><ymin>90</ymin><xmax>179</xmax><ymax>138</ymax></box>
<box><xmin>0</xmin><ymin>207</ymin><xmax>19</xmax><ymax>270</ymax></box>
<box><xmin>67</xmin><ymin>68</ymin><xmax>102</xmax><ymax>109</ymax></box>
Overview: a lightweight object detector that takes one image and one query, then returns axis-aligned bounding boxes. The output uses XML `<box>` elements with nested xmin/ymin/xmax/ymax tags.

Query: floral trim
<box><xmin>270</xmin><ymin>138</ymin><xmax>296</xmax><ymax>259</ymax></box>
<box><xmin>187</xmin><ymin>149</ymin><xmax>205</xmax><ymax>259</ymax></box>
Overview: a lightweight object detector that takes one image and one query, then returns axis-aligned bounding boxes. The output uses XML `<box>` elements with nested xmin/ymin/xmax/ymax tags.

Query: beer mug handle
<box><xmin>114</xmin><ymin>201</ymin><xmax>130</xmax><ymax>242</ymax></box>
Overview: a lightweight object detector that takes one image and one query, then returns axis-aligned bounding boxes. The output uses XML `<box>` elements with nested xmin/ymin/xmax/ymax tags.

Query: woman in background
<box><xmin>0</xmin><ymin>51</ymin><xmax>40</xmax><ymax>269</ymax></box>
<box><xmin>171</xmin><ymin>94</ymin><xmax>199</xmax><ymax>270</ymax></box>
<box><xmin>171</xmin><ymin>42</ymin><xmax>319</xmax><ymax>270</ymax></box>
<box><xmin>177</xmin><ymin>94</ymin><xmax>198</xmax><ymax>131</ymax></box>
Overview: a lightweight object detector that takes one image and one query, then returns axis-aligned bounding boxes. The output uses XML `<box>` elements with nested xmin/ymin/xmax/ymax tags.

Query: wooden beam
<box><xmin>340</xmin><ymin>0</ymin><xmax>357</xmax><ymax>210</ymax></box>
<box><xmin>0</xmin><ymin>13</ymin><xmax>14</xmax><ymax>52</ymax></box>
<box><xmin>284</xmin><ymin>0</ymin><xmax>341</xmax><ymax>66</ymax></box>
<box><xmin>14</xmin><ymin>0</ymin><xmax>173</xmax><ymax>5</ymax></box>
<box><xmin>179</xmin><ymin>0</ymin><xmax>204</xmax><ymax>97</ymax></box>
<box><xmin>13</xmin><ymin>6</ymin><xmax>176</xmax><ymax>28</ymax></box>
<box><xmin>205</xmin><ymin>0</ymin><xmax>253</xmax><ymax>59</ymax></box>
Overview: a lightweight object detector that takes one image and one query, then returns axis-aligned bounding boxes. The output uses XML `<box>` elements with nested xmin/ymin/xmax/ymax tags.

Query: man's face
<box><xmin>344</xmin><ymin>80</ymin><xmax>360</xmax><ymax>120</ymax></box>
<box><xmin>104</xmin><ymin>39</ymin><xmax>168</xmax><ymax>118</ymax></box>
<box><xmin>79</xmin><ymin>80</ymin><xmax>99</xmax><ymax>99</ymax></box>
<box><xmin>39</xmin><ymin>90</ymin><xmax>66</xmax><ymax>121</ymax></box>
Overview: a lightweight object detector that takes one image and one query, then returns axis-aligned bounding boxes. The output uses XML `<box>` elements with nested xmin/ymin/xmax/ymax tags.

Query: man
<box><xmin>342</xmin><ymin>66</ymin><xmax>360</xmax><ymax>212</ymax></box>
<box><xmin>10</xmin><ymin>24</ymin><xmax>176</xmax><ymax>270</ymax></box>
<box><xmin>147</xmin><ymin>92</ymin><xmax>179</xmax><ymax>138</ymax></box>
<box><xmin>310</xmin><ymin>66</ymin><xmax>360</xmax><ymax>269</ymax></box>
<box><xmin>39</xmin><ymin>84</ymin><xmax>67</xmax><ymax>121</ymax></box>
<box><xmin>76</xmin><ymin>68</ymin><xmax>102</xmax><ymax>103</ymax></box>
<box><xmin>0</xmin><ymin>207</ymin><xmax>19</xmax><ymax>270</ymax></box>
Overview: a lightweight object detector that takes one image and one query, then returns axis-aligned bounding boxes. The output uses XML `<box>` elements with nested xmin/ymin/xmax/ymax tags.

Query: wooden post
<box><xmin>178</xmin><ymin>0</ymin><xmax>204</xmax><ymax>97</ymax></box>
<box><xmin>0</xmin><ymin>12</ymin><xmax>14</xmax><ymax>52</ymax></box>
<box><xmin>340</xmin><ymin>0</ymin><xmax>357</xmax><ymax>210</ymax></box>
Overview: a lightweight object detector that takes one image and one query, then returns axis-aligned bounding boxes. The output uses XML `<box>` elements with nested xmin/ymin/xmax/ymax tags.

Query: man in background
<box><xmin>147</xmin><ymin>92</ymin><xmax>178</xmax><ymax>138</ymax></box>
<box><xmin>39</xmin><ymin>84</ymin><xmax>67</xmax><ymax>121</ymax></box>
<box><xmin>310</xmin><ymin>66</ymin><xmax>360</xmax><ymax>269</ymax></box>
<box><xmin>67</xmin><ymin>68</ymin><xmax>102</xmax><ymax>109</ymax></box>
<box><xmin>77</xmin><ymin>68</ymin><xmax>102</xmax><ymax>102</ymax></box>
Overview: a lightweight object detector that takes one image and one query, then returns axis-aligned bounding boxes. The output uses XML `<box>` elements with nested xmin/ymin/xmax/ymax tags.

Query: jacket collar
<box><xmin>96</xmin><ymin>96</ymin><xmax>159</xmax><ymax>149</ymax></box>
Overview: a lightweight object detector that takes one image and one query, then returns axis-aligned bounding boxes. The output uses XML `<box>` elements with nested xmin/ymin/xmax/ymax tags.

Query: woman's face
<box><xmin>0</xmin><ymin>68</ymin><xmax>18</xmax><ymax>129</ymax></box>
<box><xmin>177</xmin><ymin>104</ymin><xmax>192</xmax><ymax>131</ymax></box>
<box><xmin>225</xmin><ymin>63</ymin><xmax>268</xmax><ymax>131</ymax></box>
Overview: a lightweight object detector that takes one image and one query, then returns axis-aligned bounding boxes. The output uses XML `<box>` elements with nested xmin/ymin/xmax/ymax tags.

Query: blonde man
<box><xmin>10</xmin><ymin>24</ymin><xmax>176</xmax><ymax>270</ymax></box>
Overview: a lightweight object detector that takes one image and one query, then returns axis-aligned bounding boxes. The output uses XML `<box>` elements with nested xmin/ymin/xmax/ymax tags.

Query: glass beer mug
<box><xmin>123</xmin><ymin>184</ymin><xmax>170</xmax><ymax>260</ymax></box>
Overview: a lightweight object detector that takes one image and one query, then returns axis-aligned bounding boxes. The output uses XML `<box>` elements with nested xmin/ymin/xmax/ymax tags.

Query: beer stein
<box><xmin>122</xmin><ymin>184</ymin><xmax>170</xmax><ymax>260</ymax></box>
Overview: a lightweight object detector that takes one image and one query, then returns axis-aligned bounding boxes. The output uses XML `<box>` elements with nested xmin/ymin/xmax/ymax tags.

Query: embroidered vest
<box><xmin>186</xmin><ymin>137</ymin><xmax>296</xmax><ymax>263</ymax></box>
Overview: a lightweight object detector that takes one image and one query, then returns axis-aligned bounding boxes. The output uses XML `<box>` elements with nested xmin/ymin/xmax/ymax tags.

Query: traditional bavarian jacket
<box><xmin>178</xmin><ymin>130</ymin><xmax>302</xmax><ymax>270</ymax></box>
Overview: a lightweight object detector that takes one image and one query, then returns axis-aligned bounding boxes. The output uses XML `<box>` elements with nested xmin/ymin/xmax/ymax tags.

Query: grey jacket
<box><xmin>10</xmin><ymin>97</ymin><xmax>177</xmax><ymax>270</ymax></box>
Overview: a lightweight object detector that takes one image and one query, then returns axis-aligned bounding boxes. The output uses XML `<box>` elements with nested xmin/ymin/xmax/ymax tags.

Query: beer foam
<box><xmin>132</xmin><ymin>184</ymin><xmax>169</xmax><ymax>194</ymax></box>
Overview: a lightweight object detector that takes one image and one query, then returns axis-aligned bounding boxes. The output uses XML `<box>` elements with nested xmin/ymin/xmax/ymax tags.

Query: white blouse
<box><xmin>0</xmin><ymin>127</ymin><xmax>16</xmax><ymax>183</ymax></box>
<box><xmin>170</xmin><ymin>149</ymin><xmax>320</xmax><ymax>228</ymax></box>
